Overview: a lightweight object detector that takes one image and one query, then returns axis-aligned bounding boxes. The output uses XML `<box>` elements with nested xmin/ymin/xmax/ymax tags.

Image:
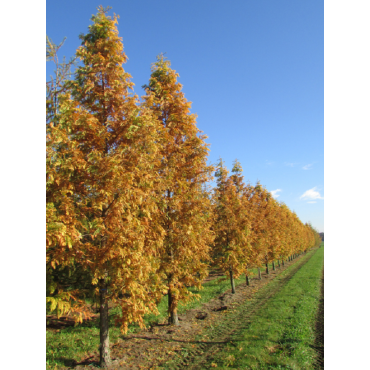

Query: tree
<box><xmin>47</xmin><ymin>7</ymin><xmax>165</xmax><ymax>367</ymax></box>
<box><xmin>47</xmin><ymin>35</ymin><xmax>92</xmax><ymax>323</ymax></box>
<box><xmin>242</xmin><ymin>182</ymin><xmax>271</xmax><ymax>279</ymax></box>
<box><xmin>142</xmin><ymin>55</ymin><xmax>214</xmax><ymax>325</ymax></box>
<box><xmin>262</xmin><ymin>196</ymin><xmax>282</xmax><ymax>272</ymax></box>
<box><xmin>46</xmin><ymin>36</ymin><xmax>78</xmax><ymax>127</ymax></box>
<box><xmin>274</xmin><ymin>202</ymin><xmax>291</xmax><ymax>265</ymax></box>
<box><xmin>212</xmin><ymin>159</ymin><xmax>249</xmax><ymax>293</ymax></box>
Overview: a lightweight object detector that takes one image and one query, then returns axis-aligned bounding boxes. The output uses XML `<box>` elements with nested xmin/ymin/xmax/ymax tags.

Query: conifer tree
<box><xmin>142</xmin><ymin>55</ymin><xmax>214</xmax><ymax>325</ymax></box>
<box><xmin>47</xmin><ymin>7</ymin><xmax>164</xmax><ymax>367</ymax></box>
<box><xmin>47</xmin><ymin>36</ymin><xmax>91</xmax><ymax>322</ymax></box>
<box><xmin>243</xmin><ymin>183</ymin><xmax>271</xmax><ymax>277</ymax></box>
<box><xmin>229</xmin><ymin>160</ymin><xmax>253</xmax><ymax>286</ymax></box>
<box><xmin>213</xmin><ymin>159</ymin><xmax>249</xmax><ymax>293</ymax></box>
<box><xmin>262</xmin><ymin>196</ymin><xmax>282</xmax><ymax>272</ymax></box>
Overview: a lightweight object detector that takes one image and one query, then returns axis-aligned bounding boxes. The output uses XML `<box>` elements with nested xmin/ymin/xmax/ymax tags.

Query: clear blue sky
<box><xmin>46</xmin><ymin>0</ymin><xmax>324</xmax><ymax>232</ymax></box>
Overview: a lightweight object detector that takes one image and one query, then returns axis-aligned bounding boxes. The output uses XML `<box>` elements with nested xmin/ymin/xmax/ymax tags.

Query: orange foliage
<box><xmin>142</xmin><ymin>55</ymin><xmax>214</xmax><ymax>323</ymax></box>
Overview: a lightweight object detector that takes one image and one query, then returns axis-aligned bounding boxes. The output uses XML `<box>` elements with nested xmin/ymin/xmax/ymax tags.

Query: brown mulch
<box><xmin>65</xmin><ymin>255</ymin><xmax>308</xmax><ymax>369</ymax></box>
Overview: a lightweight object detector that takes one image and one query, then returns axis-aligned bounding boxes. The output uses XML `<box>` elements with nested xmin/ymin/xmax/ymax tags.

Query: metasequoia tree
<box><xmin>212</xmin><ymin>159</ymin><xmax>249</xmax><ymax>293</ymax></box>
<box><xmin>47</xmin><ymin>7</ymin><xmax>165</xmax><ymax>367</ymax></box>
<box><xmin>289</xmin><ymin>212</ymin><xmax>303</xmax><ymax>259</ymax></box>
<box><xmin>47</xmin><ymin>36</ymin><xmax>92</xmax><ymax>321</ymax></box>
<box><xmin>142</xmin><ymin>55</ymin><xmax>214</xmax><ymax>325</ymax></box>
<box><xmin>46</xmin><ymin>36</ymin><xmax>78</xmax><ymax>126</ymax></box>
<box><xmin>304</xmin><ymin>223</ymin><xmax>321</xmax><ymax>250</ymax></box>
<box><xmin>261</xmin><ymin>198</ymin><xmax>279</xmax><ymax>271</ymax></box>
<box><xmin>274</xmin><ymin>202</ymin><xmax>292</xmax><ymax>265</ymax></box>
<box><xmin>243</xmin><ymin>182</ymin><xmax>272</xmax><ymax>279</ymax></box>
<box><xmin>229</xmin><ymin>160</ymin><xmax>254</xmax><ymax>286</ymax></box>
<box><xmin>272</xmin><ymin>202</ymin><xmax>289</xmax><ymax>268</ymax></box>
<box><xmin>263</xmin><ymin>197</ymin><xmax>284</xmax><ymax>272</ymax></box>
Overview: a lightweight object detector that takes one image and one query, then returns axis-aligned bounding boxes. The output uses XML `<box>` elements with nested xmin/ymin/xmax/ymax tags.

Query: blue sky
<box><xmin>46</xmin><ymin>0</ymin><xmax>324</xmax><ymax>232</ymax></box>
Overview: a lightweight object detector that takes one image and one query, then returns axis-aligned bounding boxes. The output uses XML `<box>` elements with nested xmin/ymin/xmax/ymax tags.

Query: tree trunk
<box><xmin>230</xmin><ymin>268</ymin><xmax>236</xmax><ymax>294</ymax></box>
<box><xmin>272</xmin><ymin>261</ymin><xmax>275</xmax><ymax>271</ymax></box>
<box><xmin>282</xmin><ymin>260</ymin><xmax>285</xmax><ymax>267</ymax></box>
<box><xmin>278</xmin><ymin>260</ymin><xmax>280</xmax><ymax>268</ymax></box>
<box><xmin>99</xmin><ymin>278</ymin><xmax>111</xmax><ymax>368</ymax></box>
<box><xmin>266</xmin><ymin>263</ymin><xmax>269</xmax><ymax>274</ymax></box>
<box><xmin>258</xmin><ymin>267</ymin><xmax>262</xmax><ymax>280</ymax></box>
<box><xmin>246</xmin><ymin>274</ymin><xmax>250</xmax><ymax>286</ymax></box>
<box><xmin>168</xmin><ymin>289</ymin><xmax>179</xmax><ymax>325</ymax></box>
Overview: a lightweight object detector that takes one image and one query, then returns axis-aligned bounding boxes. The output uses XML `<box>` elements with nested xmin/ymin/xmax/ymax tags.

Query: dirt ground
<box><xmin>49</xmin><ymin>255</ymin><xmax>310</xmax><ymax>369</ymax></box>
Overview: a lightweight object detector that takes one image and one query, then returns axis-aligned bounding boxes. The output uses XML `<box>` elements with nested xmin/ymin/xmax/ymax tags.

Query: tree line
<box><xmin>46</xmin><ymin>7</ymin><xmax>322</xmax><ymax>367</ymax></box>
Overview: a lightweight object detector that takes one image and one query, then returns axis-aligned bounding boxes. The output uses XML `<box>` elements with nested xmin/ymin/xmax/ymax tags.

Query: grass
<box><xmin>207</xmin><ymin>244</ymin><xmax>324</xmax><ymax>369</ymax></box>
<box><xmin>47</xmin><ymin>264</ymin><xmax>270</xmax><ymax>369</ymax></box>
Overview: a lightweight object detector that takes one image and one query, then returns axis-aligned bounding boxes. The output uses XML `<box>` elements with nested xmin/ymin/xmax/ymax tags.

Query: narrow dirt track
<box><xmin>165</xmin><ymin>251</ymin><xmax>316</xmax><ymax>370</ymax></box>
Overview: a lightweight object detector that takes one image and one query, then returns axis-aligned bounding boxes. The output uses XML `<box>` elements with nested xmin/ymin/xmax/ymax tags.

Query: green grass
<box><xmin>208</xmin><ymin>245</ymin><xmax>324</xmax><ymax>369</ymax></box>
<box><xmin>47</xmin><ymin>264</ymin><xmax>268</xmax><ymax>369</ymax></box>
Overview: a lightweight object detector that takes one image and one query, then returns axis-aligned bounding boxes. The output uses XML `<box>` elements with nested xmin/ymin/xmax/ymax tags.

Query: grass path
<box><xmin>163</xmin><ymin>246</ymin><xmax>324</xmax><ymax>369</ymax></box>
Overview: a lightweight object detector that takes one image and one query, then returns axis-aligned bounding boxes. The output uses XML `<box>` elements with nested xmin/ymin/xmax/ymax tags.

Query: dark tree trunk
<box><xmin>99</xmin><ymin>278</ymin><xmax>111</xmax><ymax>368</ymax></box>
<box><xmin>266</xmin><ymin>263</ymin><xmax>269</xmax><ymax>274</ymax></box>
<box><xmin>258</xmin><ymin>267</ymin><xmax>262</xmax><ymax>280</ymax></box>
<box><xmin>230</xmin><ymin>268</ymin><xmax>236</xmax><ymax>293</ymax></box>
<box><xmin>282</xmin><ymin>260</ymin><xmax>285</xmax><ymax>267</ymax></box>
<box><xmin>278</xmin><ymin>260</ymin><xmax>280</xmax><ymax>268</ymax></box>
<box><xmin>246</xmin><ymin>274</ymin><xmax>250</xmax><ymax>286</ymax></box>
<box><xmin>168</xmin><ymin>289</ymin><xmax>179</xmax><ymax>325</ymax></box>
<box><xmin>272</xmin><ymin>261</ymin><xmax>275</xmax><ymax>271</ymax></box>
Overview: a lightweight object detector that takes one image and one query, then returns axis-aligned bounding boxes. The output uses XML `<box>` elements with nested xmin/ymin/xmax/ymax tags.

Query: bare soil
<box><xmin>56</xmin><ymin>253</ymin><xmax>312</xmax><ymax>369</ymax></box>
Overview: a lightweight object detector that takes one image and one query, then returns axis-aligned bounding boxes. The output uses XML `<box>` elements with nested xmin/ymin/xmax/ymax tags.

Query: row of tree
<box><xmin>213</xmin><ymin>159</ymin><xmax>321</xmax><ymax>293</ymax></box>
<box><xmin>46</xmin><ymin>7</ymin><xmax>322</xmax><ymax>367</ymax></box>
